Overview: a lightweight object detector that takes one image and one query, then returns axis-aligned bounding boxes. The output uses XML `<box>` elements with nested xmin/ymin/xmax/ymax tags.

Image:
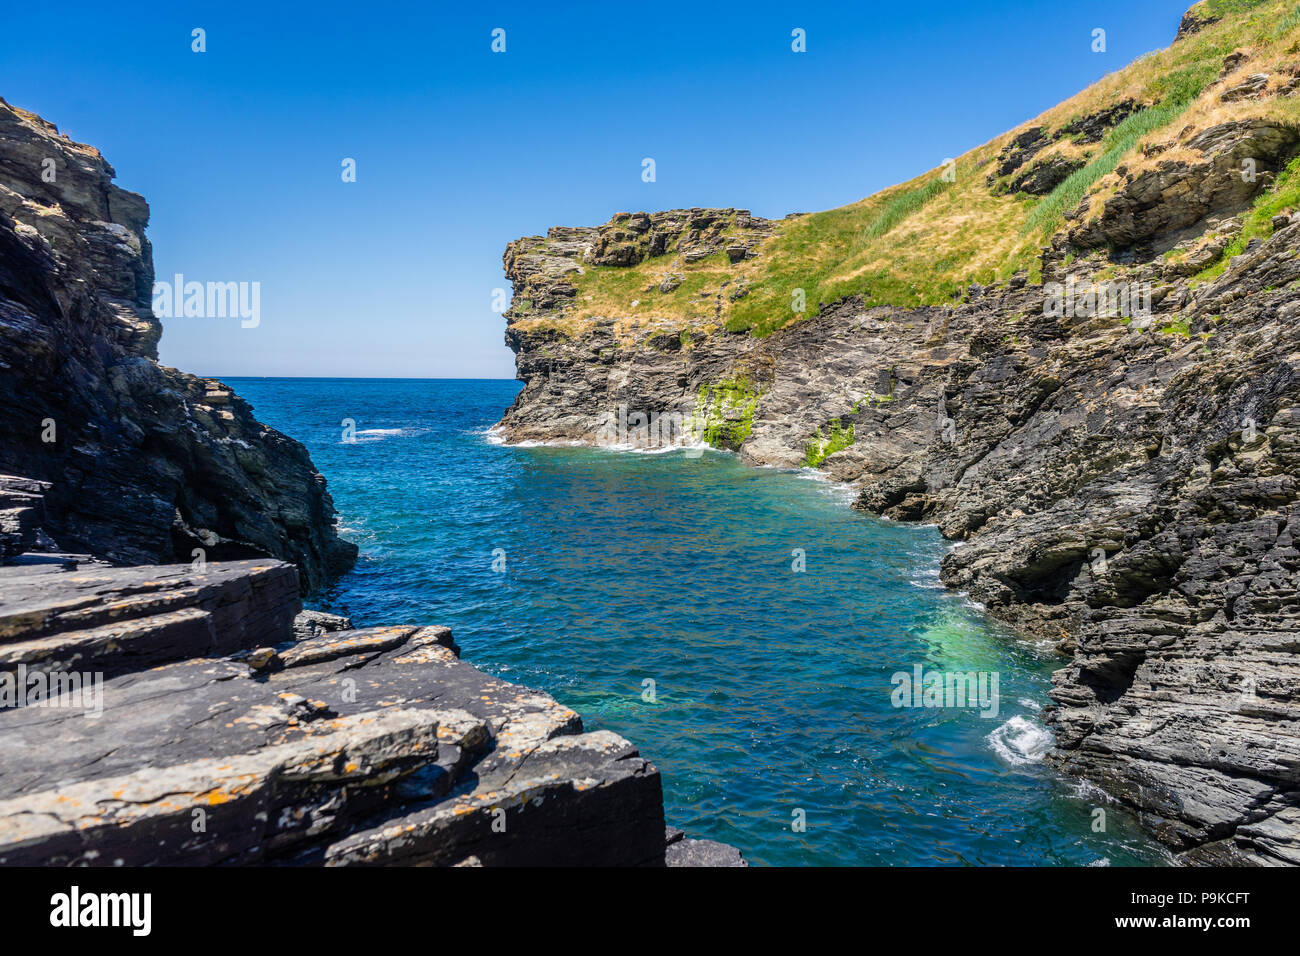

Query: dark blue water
<box><xmin>228</xmin><ymin>377</ymin><xmax>1166</xmax><ymax>866</ymax></box>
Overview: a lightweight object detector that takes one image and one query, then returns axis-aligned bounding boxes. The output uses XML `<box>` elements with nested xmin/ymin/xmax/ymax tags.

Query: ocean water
<box><xmin>228</xmin><ymin>377</ymin><xmax>1167</xmax><ymax>866</ymax></box>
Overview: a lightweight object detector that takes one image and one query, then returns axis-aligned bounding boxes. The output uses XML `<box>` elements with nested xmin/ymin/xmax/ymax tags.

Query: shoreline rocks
<box><xmin>0</xmin><ymin>481</ymin><xmax>742</xmax><ymax>866</ymax></box>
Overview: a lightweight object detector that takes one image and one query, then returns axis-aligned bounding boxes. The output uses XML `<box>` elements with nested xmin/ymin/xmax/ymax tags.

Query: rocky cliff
<box><xmin>498</xmin><ymin>4</ymin><xmax>1300</xmax><ymax>865</ymax></box>
<box><xmin>0</xmin><ymin>98</ymin><xmax>355</xmax><ymax>593</ymax></box>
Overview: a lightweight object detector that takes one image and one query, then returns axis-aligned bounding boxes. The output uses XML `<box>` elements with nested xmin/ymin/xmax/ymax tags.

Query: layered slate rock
<box><xmin>0</xmin><ymin>542</ymin><xmax>741</xmax><ymax>866</ymax></box>
<box><xmin>1069</xmin><ymin>119</ymin><xmax>1300</xmax><ymax>254</ymax></box>
<box><xmin>0</xmin><ymin>99</ymin><xmax>355</xmax><ymax>593</ymax></box>
<box><xmin>0</xmin><ymin>621</ymin><xmax>652</xmax><ymax>866</ymax></box>
<box><xmin>0</xmin><ymin>474</ymin><xmax>47</xmax><ymax>559</ymax></box>
<box><xmin>0</xmin><ymin>558</ymin><xmax>300</xmax><ymax>676</ymax></box>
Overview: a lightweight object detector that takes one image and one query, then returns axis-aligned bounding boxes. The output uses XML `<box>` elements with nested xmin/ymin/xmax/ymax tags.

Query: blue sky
<box><xmin>3</xmin><ymin>0</ymin><xmax>1194</xmax><ymax>378</ymax></box>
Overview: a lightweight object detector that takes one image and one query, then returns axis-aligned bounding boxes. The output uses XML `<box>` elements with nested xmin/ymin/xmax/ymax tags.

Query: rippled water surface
<box><xmin>229</xmin><ymin>377</ymin><xmax>1166</xmax><ymax>866</ymax></box>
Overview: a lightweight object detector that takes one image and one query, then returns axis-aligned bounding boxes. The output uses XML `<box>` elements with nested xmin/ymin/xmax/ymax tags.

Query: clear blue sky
<box><xmin>3</xmin><ymin>0</ymin><xmax>1193</xmax><ymax>378</ymax></box>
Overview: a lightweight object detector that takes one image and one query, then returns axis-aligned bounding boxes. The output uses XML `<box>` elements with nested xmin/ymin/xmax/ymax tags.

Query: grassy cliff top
<box><xmin>506</xmin><ymin>0</ymin><xmax>1300</xmax><ymax>338</ymax></box>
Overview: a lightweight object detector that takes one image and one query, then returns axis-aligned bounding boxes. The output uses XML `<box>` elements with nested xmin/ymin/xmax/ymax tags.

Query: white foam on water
<box><xmin>910</xmin><ymin>567</ymin><xmax>944</xmax><ymax>589</ymax></box>
<box><xmin>614</xmin><ymin>441</ymin><xmax>710</xmax><ymax>456</ymax></box>
<box><xmin>791</xmin><ymin>467</ymin><xmax>860</xmax><ymax>507</ymax></box>
<box><xmin>483</xmin><ymin>433</ymin><xmax>583</xmax><ymax>448</ymax></box>
<box><xmin>1067</xmin><ymin>776</ymin><xmax>1113</xmax><ymax>803</ymax></box>
<box><xmin>344</xmin><ymin>427</ymin><xmax>429</xmax><ymax>443</ymax></box>
<box><xmin>483</xmin><ymin>427</ymin><xmax>712</xmax><ymax>456</ymax></box>
<box><xmin>1018</xmin><ymin>635</ymin><xmax>1062</xmax><ymax>652</ymax></box>
<box><xmin>987</xmin><ymin>715</ymin><xmax>1054</xmax><ymax>766</ymax></box>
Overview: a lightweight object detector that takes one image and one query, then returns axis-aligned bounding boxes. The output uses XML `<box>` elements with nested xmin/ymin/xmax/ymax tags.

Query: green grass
<box><xmin>1206</xmin><ymin>0</ymin><xmax>1271</xmax><ymax>15</ymax></box>
<box><xmin>862</xmin><ymin>177</ymin><xmax>954</xmax><ymax>240</ymax></box>
<box><xmin>852</xmin><ymin>390</ymin><xmax>894</xmax><ymax>412</ymax></box>
<box><xmin>1273</xmin><ymin>0</ymin><xmax>1300</xmax><ymax>36</ymax></box>
<box><xmin>724</xmin><ymin>169</ymin><xmax>970</xmax><ymax>335</ymax></box>
<box><xmin>1159</xmin><ymin>316</ymin><xmax>1192</xmax><ymax>338</ymax></box>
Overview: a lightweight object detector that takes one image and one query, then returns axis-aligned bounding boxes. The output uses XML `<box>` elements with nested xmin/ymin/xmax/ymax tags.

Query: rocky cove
<box><xmin>1</xmin><ymin>0</ymin><xmax>1298</xmax><ymax>870</ymax></box>
<box><xmin>494</xmin><ymin>11</ymin><xmax>1300</xmax><ymax>864</ymax></box>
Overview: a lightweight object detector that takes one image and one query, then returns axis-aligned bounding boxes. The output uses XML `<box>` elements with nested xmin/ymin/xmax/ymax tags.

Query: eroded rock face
<box><xmin>1060</xmin><ymin>99</ymin><xmax>1142</xmax><ymax>144</ymax></box>
<box><xmin>1070</xmin><ymin>120</ymin><xmax>1300</xmax><ymax>254</ymax></box>
<box><xmin>0</xmin><ymin>99</ymin><xmax>355</xmax><ymax>593</ymax></box>
<box><xmin>497</xmin><ymin>200</ymin><xmax>1300</xmax><ymax>863</ymax></box>
<box><xmin>993</xmin><ymin>127</ymin><xmax>1051</xmax><ymax>178</ymax></box>
<box><xmin>0</xmin><ymin>474</ymin><xmax>48</xmax><ymax>559</ymax></box>
<box><xmin>1176</xmin><ymin>5</ymin><xmax>1221</xmax><ymax>41</ymax></box>
<box><xmin>0</xmin><ymin>557</ymin><xmax>300</xmax><ymax>676</ymax></box>
<box><xmin>1007</xmin><ymin>156</ymin><xmax>1086</xmax><ymax>196</ymax></box>
<box><xmin>987</xmin><ymin>103</ymin><xmax>1144</xmax><ymax>197</ymax></box>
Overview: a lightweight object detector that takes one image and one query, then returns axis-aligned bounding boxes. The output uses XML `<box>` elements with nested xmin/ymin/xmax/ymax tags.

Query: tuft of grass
<box><xmin>804</xmin><ymin>418</ymin><xmax>855</xmax><ymax>467</ymax></box>
<box><xmin>1159</xmin><ymin>316</ymin><xmax>1192</xmax><ymax>338</ymax></box>
<box><xmin>1274</xmin><ymin>0</ymin><xmax>1300</xmax><ymax>36</ymax></box>
<box><xmin>862</xmin><ymin>177</ymin><xmax>954</xmax><ymax>240</ymax></box>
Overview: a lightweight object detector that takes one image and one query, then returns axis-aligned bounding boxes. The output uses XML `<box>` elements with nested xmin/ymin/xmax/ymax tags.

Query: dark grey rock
<box><xmin>0</xmin><ymin>556</ymin><xmax>300</xmax><ymax>676</ymax></box>
<box><xmin>1006</xmin><ymin>156</ymin><xmax>1086</xmax><ymax>196</ymax></box>
<box><xmin>292</xmin><ymin>608</ymin><xmax>354</xmax><ymax>641</ymax></box>
<box><xmin>1070</xmin><ymin>119</ymin><xmax>1300</xmax><ymax>254</ymax></box>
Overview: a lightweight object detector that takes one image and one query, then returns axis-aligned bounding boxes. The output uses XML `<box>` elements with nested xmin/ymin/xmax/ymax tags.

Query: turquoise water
<box><xmin>228</xmin><ymin>377</ymin><xmax>1166</xmax><ymax>866</ymax></box>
